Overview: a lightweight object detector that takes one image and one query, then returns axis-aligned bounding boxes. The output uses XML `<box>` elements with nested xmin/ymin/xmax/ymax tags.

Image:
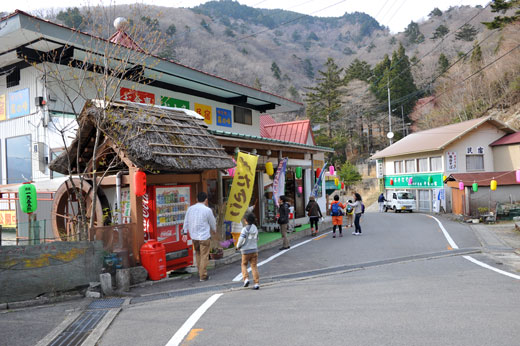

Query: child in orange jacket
<box><xmin>330</xmin><ymin>195</ymin><xmax>346</xmax><ymax>238</ymax></box>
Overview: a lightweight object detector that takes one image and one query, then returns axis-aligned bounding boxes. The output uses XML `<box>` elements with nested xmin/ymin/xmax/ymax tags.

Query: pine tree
<box><xmin>429</xmin><ymin>8</ymin><xmax>443</xmax><ymax>17</ymax></box>
<box><xmin>305</xmin><ymin>58</ymin><xmax>344</xmax><ymax>139</ymax></box>
<box><xmin>431</xmin><ymin>24</ymin><xmax>449</xmax><ymax>40</ymax></box>
<box><xmin>470</xmin><ymin>42</ymin><xmax>482</xmax><ymax>70</ymax></box>
<box><xmin>271</xmin><ymin>62</ymin><xmax>281</xmax><ymax>80</ymax></box>
<box><xmin>344</xmin><ymin>59</ymin><xmax>372</xmax><ymax>83</ymax></box>
<box><xmin>455</xmin><ymin>24</ymin><xmax>477</xmax><ymax>41</ymax></box>
<box><xmin>483</xmin><ymin>0</ymin><xmax>520</xmax><ymax>29</ymax></box>
<box><xmin>437</xmin><ymin>53</ymin><xmax>450</xmax><ymax>75</ymax></box>
<box><xmin>370</xmin><ymin>54</ymin><xmax>391</xmax><ymax>101</ymax></box>
<box><xmin>404</xmin><ymin>21</ymin><xmax>425</xmax><ymax>44</ymax></box>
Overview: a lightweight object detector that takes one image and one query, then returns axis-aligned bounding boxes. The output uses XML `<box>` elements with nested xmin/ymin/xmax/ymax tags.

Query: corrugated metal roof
<box><xmin>259</xmin><ymin>115</ymin><xmax>276</xmax><ymax>138</ymax></box>
<box><xmin>490</xmin><ymin>132</ymin><xmax>520</xmax><ymax>146</ymax></box>
<box><xmin>371</xmin><ymin>116</ymin><xmax>517</xmax><ymax>159</ymax></box>
<box><xmin>447</xmin><ymin>171</ymin><xmax>519</xmax><ymax>186</ymax></box>
<box><xmin>264</xmin><ymin>120</ymin><xmax>315</xmax><ymax>145</ymax></box>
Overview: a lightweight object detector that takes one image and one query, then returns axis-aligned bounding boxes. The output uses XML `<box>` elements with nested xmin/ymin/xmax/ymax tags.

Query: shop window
<box><xmin>430</xmin><ymin>156</ymin><xmax>442</xmax><ymax>171</ymax></box>
<box><xmin>394</xmin><ymin>161</ymin><xmax>403</xmax><ymax>174</ymax></box>
<box><xmin>417</xmin><ymin>158</ymin><xmax>428</xmax><ymax>172</ymax></box>
<box><xmin>405</xmin><ymin>159</ymin><xmax>415</xmax><ymax>173</ymax></box>
<box><xmin>466</xmin><ymin>154</ymin><xmax>484</xmax><ymax>171</ymax></box>
<box><xmin>233</xmin><ymin>106</ymin><xmax>252</xmax><ymax>125</ymax></box>
<box><xmin>6</xmin><ymin>135</ymin><xmax>31</xmax><ymax>184</ymax></box>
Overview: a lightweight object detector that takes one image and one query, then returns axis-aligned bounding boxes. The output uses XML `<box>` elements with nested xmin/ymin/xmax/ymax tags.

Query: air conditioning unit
<box><xmin>33</xmin><ymin>142</ymin><xmax>46</xmax><ymax>172</ymax></box>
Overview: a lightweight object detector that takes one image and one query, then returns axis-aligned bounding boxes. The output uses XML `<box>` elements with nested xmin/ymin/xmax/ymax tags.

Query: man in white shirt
<box><xmin>182</xmin><ymin>192</ymin><xmax>216</xmax><ymax>281</ymax></box>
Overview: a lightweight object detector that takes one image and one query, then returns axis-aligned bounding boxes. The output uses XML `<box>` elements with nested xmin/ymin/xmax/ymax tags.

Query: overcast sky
<box><xmin>3</xmin><ymin>0</ymin><xmax>490</xmax><ymax>33</ymax></box>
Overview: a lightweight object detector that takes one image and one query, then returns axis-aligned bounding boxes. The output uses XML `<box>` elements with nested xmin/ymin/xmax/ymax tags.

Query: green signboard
<box><xmin>161</xmin><ymin>96</ymin><xmax>189</xmax><ymax>109</ymax></box>
<box><xmin>384</xmin><ymin>173</ymin><xmax>443</xmax><ymax>189</ymax></box>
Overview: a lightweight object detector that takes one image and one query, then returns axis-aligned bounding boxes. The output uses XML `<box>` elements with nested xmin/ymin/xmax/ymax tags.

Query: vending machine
<box><xmin>143</xmin><ymin>185</ymin><xmax>193</xmax><ymax>271</ymax></box>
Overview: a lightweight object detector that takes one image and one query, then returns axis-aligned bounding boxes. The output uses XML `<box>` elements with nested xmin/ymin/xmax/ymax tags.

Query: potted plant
<box><xmin>209</xmin><ymin>247</ymin><xmax>223</xmax><ymax>260</ymax></box>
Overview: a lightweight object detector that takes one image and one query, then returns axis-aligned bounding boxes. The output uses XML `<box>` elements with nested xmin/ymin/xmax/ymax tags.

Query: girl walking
<box><xmin>348</xmin><ymin>193</ymin><xmax>363</xmax><ymax>235</ymax></box>
<box><xmin>236</xmin><ymin>213</ymin><xmax>260</xmax><ymax>290</ymax></box>
<box><xmin>305</xmin><ymin>196</ymin><xmax>323</xmax><ymax>236</ymax></box>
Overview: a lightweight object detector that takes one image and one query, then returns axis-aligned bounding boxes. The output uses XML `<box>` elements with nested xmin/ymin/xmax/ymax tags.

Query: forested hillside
<box><xmin>6</xmin><ymin>0</ymin><xmax>519</xmax><ymax>166</ymax></box>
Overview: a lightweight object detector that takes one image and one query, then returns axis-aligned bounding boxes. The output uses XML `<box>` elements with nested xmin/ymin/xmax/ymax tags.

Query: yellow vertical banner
<box><xmin>194</xmin><ymin>103</ymin><xmax>212</xmax><ymax>125</ymax></box>
<box><xmin>0</xmin><ymin>94</ymin><xmax>5</xmax><ymax>121</ymax></box>
<box><xmin>224</xmin><ymin>152</ymin><xmax>258</xmax><ymax>223</ymax></box>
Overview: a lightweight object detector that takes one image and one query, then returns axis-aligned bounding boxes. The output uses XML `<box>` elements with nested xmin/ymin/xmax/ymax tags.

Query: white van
<box><xmin>384</xmin><ymin>191</ymin><xmax>417</xmax><ymax>213</ymax></box>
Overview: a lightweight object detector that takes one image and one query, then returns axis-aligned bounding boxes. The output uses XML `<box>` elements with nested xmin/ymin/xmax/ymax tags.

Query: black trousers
<box><xmin>309</xmin><ymin>217</ymin><xmax>319</xmax><ymax>231</ymax></box>
<box><xmin>354</xmin><ymin>213</ymin><xmax>362</xmax><ymax>233</ymax></box>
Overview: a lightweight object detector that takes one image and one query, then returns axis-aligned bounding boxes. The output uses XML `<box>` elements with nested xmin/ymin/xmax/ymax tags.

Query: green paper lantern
<box><xmin>472</xmin><ymin>182</ymin><xmax>478</xmax><ymax>192</ymax></box>
<box><xmin>428</xmin><ymin>176</ymin><xmax>433</xmax><ymax>184</ymax></box>
<box><xmin>19</xmin><ymin>183</ymin><xmax>37</xmax><ymax>213</ymax></box>
<box><xmin>295</xmin><ymin>166</ymin><xmax>302</xmax><ymax>179</ymax></box>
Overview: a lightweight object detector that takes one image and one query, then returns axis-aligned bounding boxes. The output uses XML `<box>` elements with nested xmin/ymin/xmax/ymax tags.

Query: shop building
<box><xmin>371</xmin><ymin>116</ymin><xmax>517</xmax><ymax>213</ymax></box>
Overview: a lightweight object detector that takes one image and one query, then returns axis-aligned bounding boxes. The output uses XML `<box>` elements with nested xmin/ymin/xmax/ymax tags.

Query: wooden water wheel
<box><xmin>51</xmin><ymin>178</ymin><xmax>110</xmax><ymax>241</ymax></box>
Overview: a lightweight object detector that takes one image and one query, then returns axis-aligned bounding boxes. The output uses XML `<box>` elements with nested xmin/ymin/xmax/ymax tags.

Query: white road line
<box><xmin>165</xmin><ymin>293</ymin><xmax>223</xmax><ymax>346</ymax></box>
<box><xmin>427</xmin><ymin>214</ymin><xmax>520</xmax><ymax>280</ymax></box>
<box><xmin>463</xmin><ymin>255</ymin><xmax>520</xmax><ymax>280</ymax></box>
<box><xmin>427</xmin><ymin>215</ymin><xmax>459</xmax><ymax>249</ymax></box>
<box><xmin>232</xmin><ymin>231</ymin><xmax>332</xmax><ymax>282</ymax></box>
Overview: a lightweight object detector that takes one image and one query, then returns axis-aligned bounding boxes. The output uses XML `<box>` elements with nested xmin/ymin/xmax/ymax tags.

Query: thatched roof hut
<box><xmin>50</xmin><ymin>100</ymin><xmax>235</xmax><ymax>174</ymax></box>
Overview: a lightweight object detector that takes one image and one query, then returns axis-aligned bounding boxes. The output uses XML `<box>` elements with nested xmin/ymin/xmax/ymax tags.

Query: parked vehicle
<box><xmin>384</xmin><ymin>191</ymin><xmax>416</xmax><ymax>213</ymax></box>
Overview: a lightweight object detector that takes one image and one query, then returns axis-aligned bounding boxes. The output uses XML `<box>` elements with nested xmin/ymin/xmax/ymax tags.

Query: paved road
<box><xmin>95</xmin><ymin>211</ymin><xmax>520</xmax><ymax>346</ymax></box>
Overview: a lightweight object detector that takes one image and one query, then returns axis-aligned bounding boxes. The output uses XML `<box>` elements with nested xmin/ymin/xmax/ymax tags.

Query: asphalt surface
<box><xmin>2</xmin><ymin>208</ymin><xmax>520</xmax><ymax>346</ymax></box>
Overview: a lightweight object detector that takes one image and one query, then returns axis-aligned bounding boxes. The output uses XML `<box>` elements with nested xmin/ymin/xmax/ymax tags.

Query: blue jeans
<box><xmin>354</xmin><ymin>213</ymin><xmax>362</xmax><ymax>234</ymax></box>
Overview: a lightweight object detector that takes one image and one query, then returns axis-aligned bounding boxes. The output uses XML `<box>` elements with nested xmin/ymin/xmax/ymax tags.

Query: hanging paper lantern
<box><xmin>428</xmin><ymin>176</ymin><xmax>433</xmax><ymax>184</ymax></box>
<box><xmin>459</xmin><ymin>181</ymin><xmax>464</xmax><ymax>190</ymax></box>
<box><xmin>298</xmin><ymin>186</ymin><xmax>303</xmax><ymax>194</ymax></box>
<box><xmin>390</xmin><ymin>179</ymin><xmax>394</xmax><ymax>186</ymax></box>
<box><xmin>443</xmin><ymin>175</ymin><xmax>447</xmax><ymax>183</ymax></box>
<box><xmin>472</xmin><ymin>182</ymin><xmax>478</xmax><ymax>192</ymax></box>
<box><xmin>228</xmin><ymin>167</ymin><xmax>235</xmax><ymax>177</ymax></box>
<box><xmin>316</xmin><ymin>168</ymin><xmax>321</xmax><ymax>179</ymax></box>
<box><xmin>334</xmin><ymin>178</ymin><xmax>339</xmax><ymax>186</ymax></box>
<box><xmin>408</xmin><ymin>177</ymin><xmax>413</xmax><ymax>185</ymax></box>
<box><xmin>19</xmin><ymin>183</ymin><xmax>37</xmax><ymax>214</ymax></box>
<box><xmin>266</xmin><ymin>162</ymin><xmax>274</xmax><ymax>176</ymax></box>
<box><xmin>329</xmin><ymin>165</ymin><xmax>335</xmax><ymax>175</ymax></box>
<box><xmin>295</xmin><ymin>167</ymin><xmax>302</xmax><ymax>179</ymax></box>
<box><xmin>341</xmin><ymin>182</ymin><xmax>345</xmax><ymax>189</ymax></box>
<box><xmin>516</xmin><ymin>169</ymin><xmax>520</xmax><ymax>183</ymax></box>
<box><xmin>134</xmin><ymin>171</ymin><xmax>147</xmax><ymax>197</ymax></box>
<box><xmin>490</xmin><ymin>179</ymin><xmax>497</xmax><ymax>191</ymax></box>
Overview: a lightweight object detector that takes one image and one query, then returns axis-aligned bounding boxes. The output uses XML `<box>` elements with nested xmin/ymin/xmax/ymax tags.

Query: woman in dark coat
<box><xmin>305</xmin><ymin>196</ymin><xmax>323</xmax><ymax>236</ymax></box>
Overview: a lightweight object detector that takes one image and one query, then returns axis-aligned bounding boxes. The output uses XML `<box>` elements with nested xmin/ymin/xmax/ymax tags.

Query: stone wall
<box><xmin>0</xmin><ymin>241</ymin><xmax>103</xmax><ymax>303</ymax></box>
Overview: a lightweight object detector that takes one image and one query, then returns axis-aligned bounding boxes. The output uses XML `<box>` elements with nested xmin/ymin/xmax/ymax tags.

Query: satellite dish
<box><xmin>387</xmin><ymin>132</ymin><xmax>394</xmax><ymax>139</ymax></box>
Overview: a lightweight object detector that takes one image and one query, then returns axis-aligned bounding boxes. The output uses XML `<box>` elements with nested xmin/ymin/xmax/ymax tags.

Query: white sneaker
<box><xmin>243</xmin><ymin>279</ymin><xmax>249</xmax><ymax>287</ymax></box>
<box><xmin>253</xmin><ymin>284</ymin><xmax>260</xmax><ymax>290</ymax></box>
<box><xmin>352</xmin><ymin>232</ymin><xmax>356</xmax><ymax>235</ymax></box>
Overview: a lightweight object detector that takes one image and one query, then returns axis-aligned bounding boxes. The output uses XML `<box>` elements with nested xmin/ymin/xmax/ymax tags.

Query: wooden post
<box><xmin>129</xmin><ymin>167</ymin><xmax>144</xmax><ymax>264</ymax></box>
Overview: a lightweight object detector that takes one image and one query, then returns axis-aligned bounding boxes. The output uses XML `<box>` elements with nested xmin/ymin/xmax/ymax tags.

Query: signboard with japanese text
<box><xmin>120</xmin><ymin>87</ymin><xmax>155</xmax><ymax>104</ymax></box>
<box><xmin>225</xmin><ymin>152</ymin><xmax>258</xmax><ymax>223</ymax></box>
<box><xmin>195</xmin><ymin>103</ymin><xmax>212</xmax><ymax>125</ymax></box>
<box><xmin>272</xmin><ymin>158</ymin><xmax>288</xmax><ymax>207</ymax></box>
<box><xmin>384</xmin><ymin>173</ymin><xmax>444</xmax><ymax>189</ymax></box>
<box><xmin>216</xmin><ymin>108</ymin><xmax>232</xmax><ymax>127</ymax></box>
<box><xmin>466</xmin><ymin>146</ymin><xmax>484</xmax><ymax>155</ymax></box>
<box><xmin>161</xmin><ymin>96</ymin><xmax>189</xmax><ymax>109</ymax></box>
<box><xmin>446</xmin><ymin>151</ymin><xmax>457</xmax><ymax>172</ymax></box>
<box><xmin>376</xmin><ymin>159</ymin><xmax>384</xmax><ymax>178</ymax></box>
<box><xmin>0</xmin><ymin>210</ymin><xmax>16</xmax><ymax>228</ymax></box>
<box><xmin>9</xmin><ymin>88</ymin><xmax>30</xmax><ymax>118</ymax></box>
<box><xmin>0</xmin><ymin>94</ymin><xmax>5</xmax><ymax>121</ymax></box>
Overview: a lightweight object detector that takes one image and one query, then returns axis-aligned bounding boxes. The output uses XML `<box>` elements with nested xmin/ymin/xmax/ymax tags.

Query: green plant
<box><xmin>478</xmin><ymin>207</ymin><xmax>489</xmax><ymax>215</ymax></box>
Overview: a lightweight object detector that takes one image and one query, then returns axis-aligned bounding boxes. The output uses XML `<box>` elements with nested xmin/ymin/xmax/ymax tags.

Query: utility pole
<box><xmin>387</xmin><ymin>79</ymin><xmax>393</xmax><ymax>144</ymax></box>
<box><xmin>401</xmin><ymin>105</ymin><xmax>406</xmax><ymax>136</ymax></box>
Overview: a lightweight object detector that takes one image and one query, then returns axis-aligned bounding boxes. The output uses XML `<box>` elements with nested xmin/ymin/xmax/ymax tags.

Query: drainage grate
<box><xmin>87</xmin><ymin>298</ymin><xmax>125</xmax><ymax>309</ymax></box>
<box><xmin>48</xmin><ymin>310</ymin><xmax>107</xmax><ymax>346</ymax></box>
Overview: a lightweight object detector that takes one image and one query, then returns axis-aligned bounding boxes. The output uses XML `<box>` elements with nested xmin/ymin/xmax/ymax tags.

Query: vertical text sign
<box><xmin>224</xmin><ymin>152</ymin><xmax>258</xmax><ymax>223</ymax></box>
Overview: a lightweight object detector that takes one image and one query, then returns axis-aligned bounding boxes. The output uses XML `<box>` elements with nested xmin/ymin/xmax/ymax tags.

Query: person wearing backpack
<box><xmin>305</xmin><ymin>196</ymin><xmax>323</xmax><ymax>236</ymax></box>
<box><xmin>347</xmin><ymin>193</ymin><xmax>363</xmax><ymax>235</ymax></box>
<box><xmin>329</xmin><ymin>195</ymin><xmax>346</xmax><ymax>238</ymax></box>
<box><xmin>277</xmin><ymin>195</ymin><xmax>291</xmax><ymax>250</ymax></box>
<box><xmin>345</xmin><ymin>200</ymin><xmax>354</xmax><ymax>228</ymax></box>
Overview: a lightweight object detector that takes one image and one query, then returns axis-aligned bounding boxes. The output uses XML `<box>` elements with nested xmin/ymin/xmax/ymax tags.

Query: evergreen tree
<box><xmin>404</xmin><ymin>21</ymin><xmax>425</xmax><ymax>44</ymax></box>
<box><xmin>429</xmin><ymin>8</ymin><xmax>443</xmax><ymax>17</ymax></box>
<box><xmin>166</xmin><ymin>24</ymin><xmax>177</xmax><ymax>36</ymax></box>
<box><xmin>305</xmin><ymin>58</ymin><xmax>344</xmax><ymax>139</ymax></box>
<box><xmin>344</xmin><ymin>59</ymin><xmax>372</xmax><ymax>83</ymax></box>
<box><xmin>370</xmin><ymin>54</ymin><xmax>391</xmax><ymax>101</ymax></box>
<box><xmin>437</xmin><ymin>53</ymin><xmax>450</xmax><ymax>75</ymax></box>
<box><xmin>483</xmin><ymin>0</ymin><xmax>520</xmax><ymax>29</ymax></box>
<box><xmin>271</xmin><ymin>62</ymin><xmax>281</xmax><ymax>80</ymax></box>
<box><xmin>455</xmin><ymin>24</ymin><xmax>477</xmax><ymax>41</ymax></box>
<box><xmin>57</xmin><ymin>7</ymin><xmax>85</xmax><ymax>29</ymax></box>
<box><xmin>431</xmin><ymin>24</ymin><xmax>449</xmax><ymax>40</ymax></box>
<box><xmin>303</xmin><ymin>59</ymin><xmax>314</xmax><ymax>79</ymax></box>
<box><xmin>470</xmin><ymin>42</ymin><xmax>483</xmax><ymax>70</ymax></box>
<box><xmin>338</xmin><ymin>161</ymin><xmax>362</xmax><ymax>187</ymax></box>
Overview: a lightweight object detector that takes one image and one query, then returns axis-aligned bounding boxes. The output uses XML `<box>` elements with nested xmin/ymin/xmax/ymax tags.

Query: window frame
<box><xmin>50</xmin><ymin>148</ymin><xmax>65</xmax><ymax>179</ymax></box>
<box><xmin>417</xmin><ymin>158</ymin><xmax>428</xmax><ymax>172</ymax></box>
<box><xmin>466</xmin><ymin>154</ymin><xmax>484</xmax><ymax>172</ymax></box>
<box><xmin>429</xmin><ymin>156</ymin><xmax>442</xmax><ymax>172</ymax></box>
<box><xmin>405</xmin><ymin>159</ymin><xmax>416</xmax><ymax>173</ymax></box>
<box><xmin>233</xmin><ymin>106</ymin><xmax>252</xmax><ymax>125</ymax></box>
<box><xmin>6</xmin><ymin>134</ymin><xmax>32</xmax><ymax>184</ymax></box>
<box><xmin>394</xmin><ymin>160</ymin><xmax>403</xmax><ymax>174</ymax></box>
